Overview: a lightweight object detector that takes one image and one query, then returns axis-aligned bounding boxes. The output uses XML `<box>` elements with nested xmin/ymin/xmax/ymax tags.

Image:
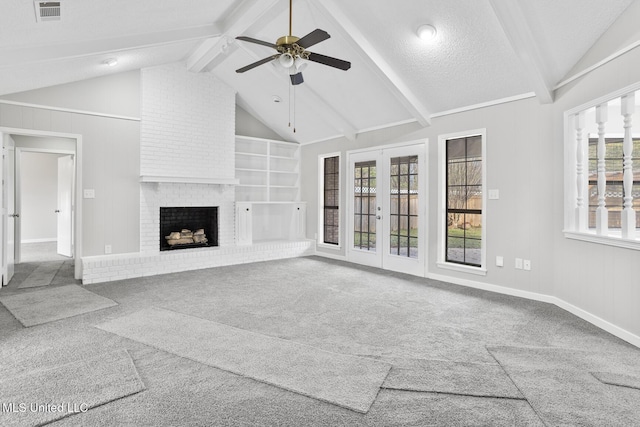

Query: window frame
<box><xmin>563</xmin><ymin>81</ymin><xmax>640</xmax><ymax>251</ymax></box>
<box><xmin>317</xmin><ymin>152</ymin><xmax>342</xmax><ymax>249</ymax></box>
<box><xmin>437</xmin><ymin>129</ymin><xmax>487</xmax><ymax>275</ymax></box>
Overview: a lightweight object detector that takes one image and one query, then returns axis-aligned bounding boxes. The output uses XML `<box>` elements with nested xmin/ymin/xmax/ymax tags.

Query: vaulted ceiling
<box><xmin>0</xmin><ymin>0</ymin><xmax>635</xmax><ymax>143</ymax></box>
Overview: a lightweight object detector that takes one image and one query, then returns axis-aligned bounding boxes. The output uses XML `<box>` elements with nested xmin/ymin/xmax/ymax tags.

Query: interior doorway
<box><xmin>16</xmin><ymin>149</ymin><xmax>75</xmax><ymax>263</ymax></box>
<box><xmin>0</xmin><ymin>128</ymin><xmax>82</xmax><ymax>285</ymax></box>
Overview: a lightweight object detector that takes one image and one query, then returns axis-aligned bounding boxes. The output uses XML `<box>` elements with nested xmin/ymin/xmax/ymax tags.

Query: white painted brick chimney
<box><xmin>139</xmin><ymin>63</ymin><xmax>236</xmax><ymax>252</ymax></box>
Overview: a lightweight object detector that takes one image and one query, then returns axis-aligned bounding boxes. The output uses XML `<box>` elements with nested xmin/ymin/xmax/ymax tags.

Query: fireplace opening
<box><xmin>160</xmin><ymin>207</ymin><xmax>218</xmax><ymax>251</ymax></box>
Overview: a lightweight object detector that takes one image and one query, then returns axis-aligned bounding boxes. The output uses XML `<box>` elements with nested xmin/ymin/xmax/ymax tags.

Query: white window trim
<box><xmin>317</xmin><ymin>152</ymin><xmax>342</xmax><ymax>250</ymax></box>
<box><xmin>563</xmin><ymin>80</ymin><xmax>640</xmax><ymax>251</ymax></box>
<box><xmin>437</xmin><ymin>129</ymin><xmax>487</xmax><ymax>275</ymax></box>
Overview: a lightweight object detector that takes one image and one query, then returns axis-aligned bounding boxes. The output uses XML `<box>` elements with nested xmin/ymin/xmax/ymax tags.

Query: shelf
<box><xmin>270</xmin><ymin>185</ymin><xmax>298</xmax><ymax>189</ymax></box>
<box><xmin>140</xmin><ymin>176</ymin><xmax>240</xmax><ymax>185</ymax></box>
<box><xmin>237</xmin><ymin>184</ymin><xmax>268</xmax><ymax>188</ymax></box>
<box><xmin>236</xmin><ymin>152</ymin><xmax>268</xmax><ymax>158</ymax></box>
<box><xmin>236</xmin><ymin>168</ymin><xmax>268</xmax><ymax>173</ymax></box>
<box><xmin>269</xmin><ymin>170</ymin><xmax>298</xmax><ymax>175</ymax></box>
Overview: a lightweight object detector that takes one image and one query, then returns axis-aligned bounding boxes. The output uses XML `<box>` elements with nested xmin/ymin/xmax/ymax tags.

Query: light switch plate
<box><xmin>515</xmin><ymin>258</ymin><xmax>523</xmax><ymax>269</ymax></box>
<box><xmin>524</xmin><ymin>260</ymin><xmax>531</xmax><ymax>271</ymax></box>
<box><xmin>83</xmin><ymin>189</ymin><xmax>95</xmax><ymax>199</ymax></box>
<box><xmin>496</xmin><ymin>256</ymin><xmax>504</xmax><ymax>267</ymax></box>
<box><xmin>489</xmin><ymin>189</ymin><xmax>500</xmax><ymax>200</ymax></box>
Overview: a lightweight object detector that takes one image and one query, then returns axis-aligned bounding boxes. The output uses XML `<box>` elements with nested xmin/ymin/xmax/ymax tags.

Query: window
<box><xmin>319</xmin><ymin>154</ymin><xmax>340</xmax><ymax>247</ymax></box>
<box><xmin>565</xmin><ymin>85</ymin><xmax>640</xmax><ymax>249</ymax></box>
<box><xmin>353</xmin><ymin>160</ymin><xmax>377</xmax><ymax>251</ymax></box>
<box><xmin>438</xmin><ymin>130</ymin><xmax>486</xmax><ymax>273</ymax></box>
<box><xmin>389</xmin><ymin>155</ymin><xmax>419</xmax><ymax>258</ymax></box>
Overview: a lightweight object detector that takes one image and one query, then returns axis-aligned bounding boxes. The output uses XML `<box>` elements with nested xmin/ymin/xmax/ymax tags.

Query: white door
<box><xmin>1</xmin><ymin>133</ymin><xmax>15</xmax><ymax>285</ymax></box>
<box><xmin>347</xmin><ymin>144</ymin><xmax>426</xmax><ymax>276</ymax></box>
<box><xmin>57</xmin><ymin>155</ymin><xmax>74</xmax><ymax>257</ymax></box>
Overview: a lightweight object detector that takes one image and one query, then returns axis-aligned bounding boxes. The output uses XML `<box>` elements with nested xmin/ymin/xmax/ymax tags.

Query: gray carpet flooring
<box><xmin>0</xmin><ymin>256</ymin><xmax>637</xmax><ymax>426</ymax></box>
<box><xmin>0</xmin><ymin>284</ymin><xmax>117</xmax><ymax>327</ymax></box>
<box><xmin>96</xmin><ymin>307</ymin><xmax>390</xmax><ymax>413</ymax></box>
<box><xmin>0</xmin><ymin>349</ymin><xmax>145</xmax><ymax>427</ymax></box>
<box><xmin>18</xmin><ymin>260</ymin><xmax>64</xmax><ymax>288</ymax></box>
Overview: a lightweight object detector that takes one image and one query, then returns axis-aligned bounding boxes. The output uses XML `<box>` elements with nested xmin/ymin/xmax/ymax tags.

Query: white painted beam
<box><xmin>309</xmin><ymin>0</ymin><xmax>432</xmax><ymax>126</ymax></box>
<box><xmin>0</xmin><ymin>24</ymin><xmax>221</xmax><ymax>68</ymax></box>
<box><xmin>187</xmin><ymin>0</ymin><xmax>285</xmax><ymax>73</ymax></box>
<box><xmin>488</xmin><ymin>0</ymin><xmax>554</xmax><ymax>104</ymax></box>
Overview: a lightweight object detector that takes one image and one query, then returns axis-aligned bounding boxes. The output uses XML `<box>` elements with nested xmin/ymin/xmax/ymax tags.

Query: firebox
<box><xmin>159</xmin><ymin>207</ymin><xmax>218</xmax><ymax>251</ymax></box>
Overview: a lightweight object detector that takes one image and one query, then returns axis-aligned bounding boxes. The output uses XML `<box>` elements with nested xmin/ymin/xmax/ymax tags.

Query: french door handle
<box><xmin>55</xmin><ymin>210</ymin><xmax>60</xmax><ymax>213</ymax></box>
<box><xmin>376</xmin><ymin>215</ymin><xmax>381</xmax><ymax>220</ymax></box>
<box><xmin>9</xmin><ymin>213</ymin><xmax>19</xmax><ymax>218</ymax></box>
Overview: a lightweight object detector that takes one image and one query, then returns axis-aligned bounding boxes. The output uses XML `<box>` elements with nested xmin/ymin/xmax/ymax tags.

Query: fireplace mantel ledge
<box><xmin>140</xmin><ymin>175</ymin><xmax>239</xmax><ymax>185</ymax></box>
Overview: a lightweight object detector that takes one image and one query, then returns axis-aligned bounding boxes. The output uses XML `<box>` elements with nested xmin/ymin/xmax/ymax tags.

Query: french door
<box><xmin>347</xmin><ymin>143</ymin><xmax>425</xmax><ymax>276</ymax></box>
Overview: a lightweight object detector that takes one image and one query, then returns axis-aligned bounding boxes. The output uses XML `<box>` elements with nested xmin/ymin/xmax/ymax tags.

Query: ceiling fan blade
<box><xmin>236</xmin><ymin>54</ymin><xmax>280</xmax><ymax>73</ymax></box>
<box><xmin>236</xmin><ymin>36</ymin><xmax>278</xmax><ymax>49</ymax></box>
<box><xmin>307</xmin><ymin>52</ymin><xmax>351</xmax><ymax>71</ymax></box>
<box><xmin>290</xmin><ymin>72</ymin><xmax>304</xmax><ymax>86</ymax></box>
<box><xmin>296</xmin><ymin>29</ymin><xmax>330</xmax><ymax>49</ymax></box>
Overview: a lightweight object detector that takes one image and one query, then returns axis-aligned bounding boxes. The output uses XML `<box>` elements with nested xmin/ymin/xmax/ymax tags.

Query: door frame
<box><xmin>346</xmin><ymin>139</ymin><xmax>428</xmax><ymax>276</ymax></box>
<box><xmin>15</xmin><ymin>147</ymin><xmax>76</xmax><ymax>263</ymax></box>
<box><xmin>0</xmin><ymin>127</ymin><xmax>83</xmax><ymax>281</ymax></box>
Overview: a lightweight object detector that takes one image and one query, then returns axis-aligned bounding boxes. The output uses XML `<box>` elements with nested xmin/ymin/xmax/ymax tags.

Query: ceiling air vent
<box><xmin>34</xmin><ymin>1</ymin><xmax>61</xmax><ymax>22</ymax></box>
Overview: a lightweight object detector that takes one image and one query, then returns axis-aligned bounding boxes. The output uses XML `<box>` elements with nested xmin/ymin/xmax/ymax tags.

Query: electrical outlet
<box><xmin>83</xmin><ymin>189</ymin><xmax>95</xmax><ymax>199</ymax></box>
<box><xmin>515</xmin><ymin>258</ymin><xmax>523</xmax><ymax>269</ymax></box>
<box><xmin>489</xmin><ymin>189</ymin><xmax>500</xmax><ymax>200</ymax></box>
<box><xmin>524</xmin><ymin>260</ymin><xmax>531</xmax><ymax>271</ymax></box>
<box><xmin>496</xmin><ymin>256</ymin><xmax>504</xmax><ymax>267</ymax></box>
<box><xmin>104</xmin><ymin>245</ymin><xmax>112</xmax><ymax>254</ymax></box>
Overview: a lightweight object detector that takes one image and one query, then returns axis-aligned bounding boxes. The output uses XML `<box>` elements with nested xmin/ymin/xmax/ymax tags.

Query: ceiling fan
<box><xmin>235</xmin><ymin>0</ymin><xmax>351</xmax><ymax>85</ymax></box>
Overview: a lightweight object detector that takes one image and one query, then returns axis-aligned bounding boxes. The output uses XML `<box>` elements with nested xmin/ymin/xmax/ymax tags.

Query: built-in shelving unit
<box><xmin>235</xmin><ymin>136</ymin><xmax>306</xmax><ymax>244</ymax></box>
<box><xmin>235</xmin><ymin>135</ymin><xmax>300</xmax><ymax>202</ymax></box>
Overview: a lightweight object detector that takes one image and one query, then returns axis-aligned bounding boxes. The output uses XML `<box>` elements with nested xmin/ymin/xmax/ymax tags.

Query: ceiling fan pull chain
<box><xmin>293</xmin><ymin>84</ymin><xmax>297</xmax><ymax>133</ymax></box>
<box><xmin>288</xmin><ymin>81</ymin><xmax>291</xmax><ymax>128</ymax></box>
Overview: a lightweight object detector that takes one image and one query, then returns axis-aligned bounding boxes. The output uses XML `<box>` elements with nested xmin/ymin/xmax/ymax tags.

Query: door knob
<box><xmin>376</xmin><ymin>215</ymin><xmax>381</xmax><ymax>220</ymax></box>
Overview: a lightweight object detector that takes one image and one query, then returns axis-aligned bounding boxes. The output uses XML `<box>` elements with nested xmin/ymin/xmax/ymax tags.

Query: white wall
<box><xmin>236</xmin><ymin>105</ymin><xmax>285</xmax><ymax>141</ymax></box>
<box><xmin>0</xmin><ymin>71</ymin><xmax>141</xmax><ymax>256</ymax></box>
<box><xmin>300</xmin><ymin>17</ymin><xmax>640</xmax><ymax>342</ymax></box>
<box><xmin>19</xmin><ymin>151</ymin><xmax>61</xmax><ymax>242</ymax></box>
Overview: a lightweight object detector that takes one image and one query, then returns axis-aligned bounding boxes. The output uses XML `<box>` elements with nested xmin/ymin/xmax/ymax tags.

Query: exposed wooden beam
<box><xmin>309</xmin><ymin>0</ymin><xmax>432</xmax><ymax>126</ymax></box>
<box><xmin>187</xmin><ymin>0</ymin><xmax>285</xmax><ymax>73</ymax></box>
<box><xmin>0</xmin><ymin>24</ymin><xmax>221</xmax><ymax>68</ymax></box>
<box><xmin>488</xmin><ymin>0</ymin><xmax>554</xmax><ymax>104</ymax></box>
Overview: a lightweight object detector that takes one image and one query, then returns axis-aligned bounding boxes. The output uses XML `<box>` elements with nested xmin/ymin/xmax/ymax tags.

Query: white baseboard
<box><xmin>21</xmin><ymin>238</ymin><xmax>56</xmax><ymax>244</ymax></box>
<box><xmin>314</xmin><ymin>251</ymin><xmax>348</xmax><ymax>262</ymax></box>
<box><xmin>428</xmin><ymin>271</ymin><xmax>640</xmax><ymax>349</ymax></box>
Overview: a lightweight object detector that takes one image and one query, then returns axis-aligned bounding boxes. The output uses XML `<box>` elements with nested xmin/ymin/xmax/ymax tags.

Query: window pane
<box><xmin>323</xmin><ymin>156</ymin><xmax>339</xmax><ymax>245</ymax></box>
<box><xmin>446</xmin><ymin>136</ymin><xmax>482</xmax><ymax>267</ymax></box>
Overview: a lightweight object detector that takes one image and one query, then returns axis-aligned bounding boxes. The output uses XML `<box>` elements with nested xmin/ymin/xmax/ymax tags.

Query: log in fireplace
<box><xmin>159</xmin><ymin>207</ymin><xmax>218</xmax><ymax>251</ymax></box>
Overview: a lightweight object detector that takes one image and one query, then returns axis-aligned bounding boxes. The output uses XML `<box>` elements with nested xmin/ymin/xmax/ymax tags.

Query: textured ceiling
<box><xmin>0</xmin><ymin>0</ymin><xmax>635</xmax><ymax>144</ymax></box>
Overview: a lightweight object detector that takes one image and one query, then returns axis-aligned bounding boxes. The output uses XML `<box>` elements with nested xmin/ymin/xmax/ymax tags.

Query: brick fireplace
<box><xmin>159</xmin><ymin>206</ymin><xmax>218</xmax><ymax>251</ymax></box>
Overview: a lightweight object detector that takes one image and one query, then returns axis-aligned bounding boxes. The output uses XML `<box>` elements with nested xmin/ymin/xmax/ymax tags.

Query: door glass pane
<box><xmin>389</xmin><ymin>155</ymin><xmax>418</xmax><ymax>258</ymax></box>
<box><xmin>354</xmin><ymin>161</ymin><xmax>376</xmax><ymax>251</ymax></box>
